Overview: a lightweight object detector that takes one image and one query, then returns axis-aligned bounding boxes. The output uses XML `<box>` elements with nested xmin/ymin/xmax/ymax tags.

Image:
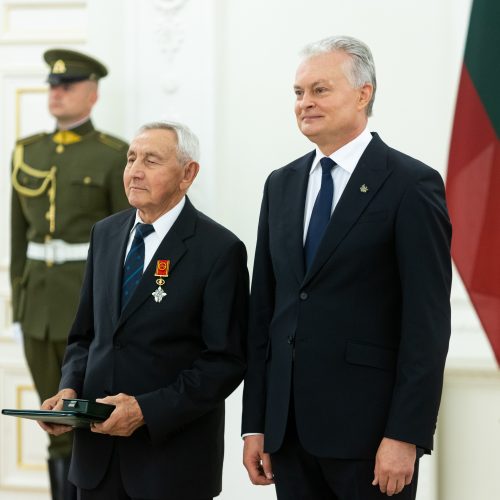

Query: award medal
<box><xmin>152</xmin><ymin>259</ymin><xmax>170</xmax><ymax>303</ymax></box>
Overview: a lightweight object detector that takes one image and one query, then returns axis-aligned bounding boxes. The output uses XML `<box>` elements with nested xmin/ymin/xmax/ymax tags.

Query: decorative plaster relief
<box><xmin>153</xmin><ymin>0</ymin><xmax>190</xmax><ymax>94</ymax></box>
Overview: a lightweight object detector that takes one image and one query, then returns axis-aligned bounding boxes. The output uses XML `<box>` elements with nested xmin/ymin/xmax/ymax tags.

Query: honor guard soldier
<box><xmin>10</xmin><ymin>48</ymin><xmax>130</xmax><ymax>500</ymax></box>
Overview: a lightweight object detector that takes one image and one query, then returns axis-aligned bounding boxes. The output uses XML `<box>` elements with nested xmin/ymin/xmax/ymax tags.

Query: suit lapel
<box><xmin>303</xmin><ymin>134</ymin><xmax>392</xmax><ymax>287</ymax></box>
<box><xmin>105</xmin><ymin>210</ymin><xmax>135</xmax><ymax>327</ymax></box>
<box><xmin>284</xmin><ymin>151</ymin><xmax>314</xmax><ymax>284</ymax></box>
<box><xmin>117</xmin><ymin>198</ymin><xmax>197</xmax><ymax>328</ymax></box>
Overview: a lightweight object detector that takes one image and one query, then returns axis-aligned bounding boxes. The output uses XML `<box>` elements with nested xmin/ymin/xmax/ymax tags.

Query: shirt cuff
<box><xmin>242</xmin><ymin>432</ymin><xmax>264</xmax><ymax>439</ymax></box>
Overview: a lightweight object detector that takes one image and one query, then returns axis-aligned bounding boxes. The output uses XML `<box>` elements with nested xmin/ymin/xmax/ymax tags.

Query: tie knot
<box><xmin>320</xmin><ymin>157</ymin><xmax>336</xmax><ymax>175</ymax></box>
<box><xmin>135</xmin><ymin>223</ymin><xmax>155</xmax><ymax>240</ymax></box>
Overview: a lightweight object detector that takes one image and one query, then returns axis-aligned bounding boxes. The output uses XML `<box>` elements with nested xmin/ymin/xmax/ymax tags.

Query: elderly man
<box><xmin>242</xmin><ymin>36</ymin><xmax>451</xmax><ymax>499</ymax></box>
<box><xmin>10</xmin><ymin>48</ymin><xmax>129</xmax><ymax>500</ymax></box>
<box><xmin>41</xmin><ymin>121</ymin><xmax>248</xmax><ymax>500</ymax></box>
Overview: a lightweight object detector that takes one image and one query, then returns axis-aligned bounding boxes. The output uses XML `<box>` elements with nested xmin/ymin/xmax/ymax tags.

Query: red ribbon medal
<box><xmin>155</xmin><ymin>259</ymin><xmax>170</xmax><ymax>277</ymax></box>
<box><xmin>152</xmin><ymin>260</ymin><xmax>170</xmax><ymax>303</ymax></box>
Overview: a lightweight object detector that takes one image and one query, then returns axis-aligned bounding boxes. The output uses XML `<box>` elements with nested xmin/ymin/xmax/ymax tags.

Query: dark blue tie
<box><xmin>304</xmin><ymin>157</ymin><xmax>336</xmax><ymax>269</ymax></box>
<box><xmin>121</xmin><ymin>223</ymin><xmax>155</xmax><ymax>310</ymax></box>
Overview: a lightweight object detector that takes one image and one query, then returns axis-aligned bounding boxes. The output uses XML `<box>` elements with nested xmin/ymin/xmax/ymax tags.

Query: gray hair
<box><xmin>138</xmin><ymin>121</ymin><xmax>200</xmax><ymax>163</ymax></box>
<box><xmin>300</xmin><ymin>35</ymin><xmax>377</xmax><ymax>116</ymax></box>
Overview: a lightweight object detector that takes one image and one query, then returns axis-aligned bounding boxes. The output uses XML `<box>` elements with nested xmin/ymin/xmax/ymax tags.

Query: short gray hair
<box><xmin>300</xmin><ymin>35</ymin><xmax>377</xmax><ymax>116</ymax></box>
<box><xmin>138</xmin><ymin>121</ymin><xmax>200</xmax><ymax>163</ymax></box>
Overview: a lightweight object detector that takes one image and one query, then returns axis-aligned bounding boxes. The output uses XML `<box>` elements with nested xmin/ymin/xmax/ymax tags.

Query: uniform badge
<box><xmin>53</xmin><ymin>59</ymin><xmax>66</xmax><ymax>74</ymax></box>
<box><xmin>152</xmin><ymin>260</ymin><xmax>170</xmax><ymax>303</ymax></box>
<box><xmin>360</xmin><ymin>184</ymin><xmax>369</xmax><ymax>193</ymax></box>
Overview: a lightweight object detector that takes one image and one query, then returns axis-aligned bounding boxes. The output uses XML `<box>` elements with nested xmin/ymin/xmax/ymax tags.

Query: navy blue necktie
<box><xmin>304</xmin><ymin>157</ymin><xmax>336</xmax><ymax>269</ymax></box>
<box><xmin>121</xmin><ymin>223</ymin><xmax>155</xmax><ymax>310</ymax></box>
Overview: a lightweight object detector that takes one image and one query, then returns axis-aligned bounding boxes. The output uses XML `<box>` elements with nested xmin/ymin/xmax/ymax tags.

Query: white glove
<box><xmin>11</xmin><ymin>322</ymin><xmax>23</xmax><ymax>345</ymax></box>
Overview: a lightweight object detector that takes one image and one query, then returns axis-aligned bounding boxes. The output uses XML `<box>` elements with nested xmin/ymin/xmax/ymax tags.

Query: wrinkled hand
<box><xmin>91</xmin><ymin>393</ymin><xmax>144</xmax><ymax>437</ymax></box>
<box><xmin>39</xmin><ymin>388</ymin><xmax>77</xmax><ymax>436</ymax></box>
<box><xmin>373</xmin><ymin>437</ymin><xmax>416</xmax><ymax>496</ymax></box>
<box><xmin>243</xmin><ymin>434</ymin><xmax>274</xmax><ymax>485</ymax></box>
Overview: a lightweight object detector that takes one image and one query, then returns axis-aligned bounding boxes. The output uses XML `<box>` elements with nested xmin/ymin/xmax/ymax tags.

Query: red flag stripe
<box><xmin>446</xmin><ymin>65</ymin><xmax>500</xmax><ymax>363</ymax></box>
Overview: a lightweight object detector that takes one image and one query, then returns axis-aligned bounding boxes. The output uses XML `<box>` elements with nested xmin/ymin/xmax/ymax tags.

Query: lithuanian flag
<box><xmin>446</xmin><ymin>0</ymin><xmax>500</xmax><ymax>363</ymax></box>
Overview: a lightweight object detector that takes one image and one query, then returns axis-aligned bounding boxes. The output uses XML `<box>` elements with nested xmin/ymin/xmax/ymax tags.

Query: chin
<box><xmin>126</xmin><ymin>194</ymin><xmax>141</xmax><ymax>207</ymax></box>
<box><xmin>300</xmin><ymin>127</ymin><xmax>320</xmax><ymax>141</ymax></box>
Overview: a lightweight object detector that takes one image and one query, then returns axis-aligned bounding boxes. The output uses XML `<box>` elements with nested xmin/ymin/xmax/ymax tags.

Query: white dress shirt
<box><xmin>124</xmin><ymin>196</ymin><xmax>186</xmax><ymax>271</ymax></box>
<box><xmin>302</xmin><ymin>127</ymin><xmax>373</xmax><ymax>243</ymax></box>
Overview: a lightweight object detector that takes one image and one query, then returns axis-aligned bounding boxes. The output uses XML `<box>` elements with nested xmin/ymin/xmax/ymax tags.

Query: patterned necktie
<box><xmin>121</xmin><ymin>223</ymin><xmax>155</xmax><ymax>310</ymax></box>
<box><xmin>304</xmin><ymin>157</ymin><xmax>336</xmax><ymax>269</ymax></box>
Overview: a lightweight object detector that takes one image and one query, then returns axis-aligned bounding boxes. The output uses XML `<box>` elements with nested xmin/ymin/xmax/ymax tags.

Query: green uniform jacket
<box><xmin>11</xmin><ymin>120</ymin><xmax>130</xmax><ymax>340</ymax></box>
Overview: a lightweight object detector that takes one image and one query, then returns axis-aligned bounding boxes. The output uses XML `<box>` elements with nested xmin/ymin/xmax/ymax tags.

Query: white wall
<box><xmin>213</xmin><ymin>0</ymin><xmax>469</xmax><ymax>249</ymax></box>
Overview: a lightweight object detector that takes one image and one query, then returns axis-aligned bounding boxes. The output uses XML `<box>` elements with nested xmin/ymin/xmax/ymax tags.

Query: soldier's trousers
<box><xmin>23</xmin><ymin>336</ymin><xmax>73</xmax><ymax>459</ymax></box>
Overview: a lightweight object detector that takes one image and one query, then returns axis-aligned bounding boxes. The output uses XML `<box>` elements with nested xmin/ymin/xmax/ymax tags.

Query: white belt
<box><xmin>27</xmin><ymin>240</ymin><xmax>89</xmax><ymax>264</ymax></box>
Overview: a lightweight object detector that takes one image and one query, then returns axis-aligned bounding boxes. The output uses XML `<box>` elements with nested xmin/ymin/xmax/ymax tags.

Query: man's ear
<box><xmin>358</xmin><ymin>83</ymin><xmax>373</xmax><ymax>112</ymax></box>
<box><xmin>180</xmin><ymin>161</ymin><xmax>200</xmax><ymax>190</ymax></box>
<box><xmin>88</xmin><ymin>81</ymin><xmax>99</xmax><ymax>107</ymax></box>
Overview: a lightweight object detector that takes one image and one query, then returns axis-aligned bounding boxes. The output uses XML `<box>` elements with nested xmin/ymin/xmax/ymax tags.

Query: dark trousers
<box><xmin>271</xmin><ymin>401</ymin><xmax>419</xmax><ymax>500</ymax></box>
<box><xmin>23</xmin><ymin>336</ymin><xmax>73</xmax><ymax>459</ymax></box>
<box><xmin>77</xmin><ymin>446</ymin><xmax>212</xmax><ymax>500</ymax></box>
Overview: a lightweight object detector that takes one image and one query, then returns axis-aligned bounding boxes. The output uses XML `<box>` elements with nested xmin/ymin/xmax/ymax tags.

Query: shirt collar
<box><xmin>56</xmin><ymin>115</ymin><xmax>92</xmax><ymax>132</ymax></box>
<box><xmin>131</xmin><ymin>196</ymin><xmax>186</xmax><ymax>241</ymax></box>
<box><xmin>310</xmin><ymin>126</ymin><xmax>373</xmax><ymax>176</ymax></box>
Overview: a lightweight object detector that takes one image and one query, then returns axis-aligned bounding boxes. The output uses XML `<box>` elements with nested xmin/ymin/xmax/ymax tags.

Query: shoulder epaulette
<box><xmin>97</xmin><ymin>133</ymin><xmax>128</xmax><ymax>151</ymax></box>
<box><xmin>16</xmin><ymin>132</ymin><xmax>47</xmax><ymax>146</ymax></box>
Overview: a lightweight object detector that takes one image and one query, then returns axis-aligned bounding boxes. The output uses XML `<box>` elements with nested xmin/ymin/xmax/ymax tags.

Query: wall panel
<box><xmin>0</xmin><ymin>1</ymin><xmax>86</xmax><ymax>43</ymax></box>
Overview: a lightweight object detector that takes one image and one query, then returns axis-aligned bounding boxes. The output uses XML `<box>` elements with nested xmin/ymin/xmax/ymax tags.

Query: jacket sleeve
<box><xmin>384</xmin><ymin>167</ymin><xmax>452</xmax><ymax>451</ymax></box>
<box><xmin>241</xmin><ymin>175</ymin><xmax>276</xmax><ymax>434</ymax></box>
<box><xmin>136</xmin><ymin>239</ymin><xmax>249</xmax><ymax>444</ymax></box>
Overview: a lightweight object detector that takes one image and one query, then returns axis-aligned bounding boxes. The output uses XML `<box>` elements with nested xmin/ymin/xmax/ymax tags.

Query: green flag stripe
<box><xmin>464</xmin><ymin>0</ymin><xmax>500</xmax><ymax>137</ymax></box>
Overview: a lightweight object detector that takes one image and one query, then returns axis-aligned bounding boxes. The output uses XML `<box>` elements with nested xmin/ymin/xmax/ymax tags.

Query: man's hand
<box><xmin>373</xmin><ymin>437</ymin><xmax>416</xmax><ymax>496</ymax></box>
<box><xmin>39</xmin><ymin>388</ymin><xmax>77</xmax><ymax>436</ymax></box>
<box><xmin>91</xmin><ymin>393</ymin><xmax>144</xmax><ymax>437</ymax></box>
<box><xmin>243</xmin><ymin>434</ymin><xmax>274</xmax><ymax>485</ymax></box>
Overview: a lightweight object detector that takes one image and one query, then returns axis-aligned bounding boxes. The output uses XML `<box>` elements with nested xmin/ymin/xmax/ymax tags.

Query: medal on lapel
<box><xmin>152</xmin><ymin>259</ymin><xmax>170</xmax><ymax>303</ymax></box>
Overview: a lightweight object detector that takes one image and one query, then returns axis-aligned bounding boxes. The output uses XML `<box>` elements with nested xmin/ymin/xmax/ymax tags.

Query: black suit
<box><xmin>242</xmin><ymin>134</ymin><xmax>451</xmax><ymax>485</ymax></box>
<box><xmin>60</xmin><ymin>198</ymin><xmax>248</xmax><ymax>499</ymax></box>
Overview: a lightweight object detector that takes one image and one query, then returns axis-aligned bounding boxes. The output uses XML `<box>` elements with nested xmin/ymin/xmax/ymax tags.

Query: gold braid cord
<box><xmin>12</xmin><ymin>143</ymin><xmax>57</xmax><ymax>233</ymax></box>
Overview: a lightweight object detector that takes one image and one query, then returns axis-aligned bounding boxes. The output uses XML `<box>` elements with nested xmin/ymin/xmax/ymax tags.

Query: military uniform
<box><xmin>9</xmin><ymin>48</ymin><xmax>129</xmax><ymax>500</ymax></box>
<box><xmin>11</xmin><ymin>120</ymin><xmax>129</xmax><ymax>342</ymax></box>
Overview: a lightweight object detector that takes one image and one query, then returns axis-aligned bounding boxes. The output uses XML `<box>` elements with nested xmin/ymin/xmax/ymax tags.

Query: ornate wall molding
<box><xmin>0</xmin><ymin>1</ymin><xmax>87</xmax><ymax>44</ymax></box>
<box><xmin>153</xmin><ymin>0</ymin><xmax>190</xmax><ymax>94</ymax></box>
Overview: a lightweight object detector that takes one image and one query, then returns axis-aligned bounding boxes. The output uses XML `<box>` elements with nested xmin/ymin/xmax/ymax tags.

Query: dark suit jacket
<box><xmin>59</xmin><ymin>197</ymin><xmax>248</xmax><ymax>499</ymax></box>
<box><xmin>242</xmin><ymin>133</ymin><xmax>451</xmax><ymax>459</ymax></box>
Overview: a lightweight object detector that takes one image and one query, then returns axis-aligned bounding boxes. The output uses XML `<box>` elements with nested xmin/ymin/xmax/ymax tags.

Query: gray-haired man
<box><xmin>40</xmin><ymin>122</ymin><xmax>248</xmax><ymax>500</ymax></box>
<box><xmin>242</xmin><ymin>36</ymin><xmax>451</xmax><ymax>499</ymax></box>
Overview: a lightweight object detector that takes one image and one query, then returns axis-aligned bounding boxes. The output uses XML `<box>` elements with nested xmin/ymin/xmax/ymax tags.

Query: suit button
<box><xmin>113</xmin><ymin>342</ymin><xmax>122</xmax><ymax>350</ymax></box>
<box><xmin>287</xmin><ymin>336</ymin><xmax>295</xmax><ymax>345</ymax></box>
<box><xmin>299</xmin><ymin>292</ymin><xmax>308</xmax><ymax>300</ymax></box>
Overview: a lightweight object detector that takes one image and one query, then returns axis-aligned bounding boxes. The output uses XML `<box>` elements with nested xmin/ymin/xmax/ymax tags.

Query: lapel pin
<box><xmin>360</xmin><ymin>184</ymin><xmax>369</xmax><ymax>193</ymax></box>
<box><xmin>152</xmin><ymin>259</ymin><xmax>170</xmax><ymax>303</ymax></box>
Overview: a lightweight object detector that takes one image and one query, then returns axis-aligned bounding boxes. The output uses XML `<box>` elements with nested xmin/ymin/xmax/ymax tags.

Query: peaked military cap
<box><xmin>43</xmin><ymin>48</ymin><xmax>108</xmax><ymax>85</ymax></box>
